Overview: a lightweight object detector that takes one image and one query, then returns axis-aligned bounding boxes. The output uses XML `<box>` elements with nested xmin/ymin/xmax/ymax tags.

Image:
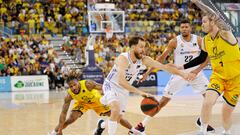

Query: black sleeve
<box><xmin>183</xmin><ymin>50</ymin><xmax>208</xmax><ymax>69</ymax></box>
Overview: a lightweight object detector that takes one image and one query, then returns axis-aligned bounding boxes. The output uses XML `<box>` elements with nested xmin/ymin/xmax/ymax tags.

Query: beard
<box><xmin>134</xmin><ymin>51</ymin><xmax>142</xmax><ymax>59</ymax></box>
<box><xmin>182</xmin><ymin>32</ymin><xmax>189</xmax><ymax>37</ymax></box>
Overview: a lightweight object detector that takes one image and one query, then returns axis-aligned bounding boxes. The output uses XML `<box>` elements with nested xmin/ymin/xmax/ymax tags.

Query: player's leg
<box><xmin>199</xmin><ymin>90</ymin><xmax>219</xmax><ymax>134</ymax></box>
<box><xmin>199</xmin><ymin>76</ymin><xmax>224</xmax><ymax>134</ymax></box>
<box><xmin>222</xmin><ymin>103</ymin><xmax>234</xmax><ymax>135</ymax></box>
<box><xmin>108</xmin><ymin>100</ymin><xmax>121</xmax><ymax>135</ymax></box>
<box><xmin>221</xmin><ymin>78</ymin><xmax>240</xmax><ymax>135</ymax></box>
<box><xmin>191</xmin><ymin>73</ymin><xmax>215</xmax><ymax>132</ymax></box>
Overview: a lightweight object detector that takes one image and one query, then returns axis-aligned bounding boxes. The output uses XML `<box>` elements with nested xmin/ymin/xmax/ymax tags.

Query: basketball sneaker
<box><xmin>93</xmin><ymin>119</ymin><xmax>105</xmax><ymax>135</ymax></box>
<box><xmin>128</xmin><ymin>122</ymin><xmax>146</xmax><ymax>135</ymax></box>
<box><xmin>196</xmin><ymin>118</ymin><xmax>215</xmax><ymax>133</ymax></box>
<box><xmin>48</xmin><ymin>130</ymin><xmax>57</xmax><ymax>135</ymax></box>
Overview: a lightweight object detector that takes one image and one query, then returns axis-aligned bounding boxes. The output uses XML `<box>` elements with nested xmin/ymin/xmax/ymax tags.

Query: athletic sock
<box><xmin>108</xmin><ymin>120</ymin><xmax>118</xmax><ymax>135</ymax></box>
<box><xmin>142</xmin><ymin>115</ymin><xmax>152</xmax><ymax>126</ymax></box>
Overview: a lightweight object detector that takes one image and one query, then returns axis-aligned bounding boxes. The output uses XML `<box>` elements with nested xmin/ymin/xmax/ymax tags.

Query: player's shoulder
<box><xmin>116</xmin><ymin>53</ymin><xmax>129</xmax><ymax>65</ymax></box>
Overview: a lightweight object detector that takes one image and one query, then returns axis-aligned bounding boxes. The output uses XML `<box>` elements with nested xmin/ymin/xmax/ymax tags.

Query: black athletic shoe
<box><xmin>94</xmin><ymin>119</ymin><xmax>105</xmax><ymax>135</ymax></box>
<box><xmin>196</xmin><ymin>118</ymin><xmax>215</xmax><ymax>133</ymax></box>
<box><xmin>135</xmin><ymin>122</ymin><xmax>145</xmax><ymax>132</ymax></box>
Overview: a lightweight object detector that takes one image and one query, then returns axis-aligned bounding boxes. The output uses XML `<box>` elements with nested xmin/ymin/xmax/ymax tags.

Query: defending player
<box><xmin>182</xmin><ymin>0</ymin><xmax>240</xmax><ymax>134</ymax></box>
<box><xmin>48</xmin><ymin>70</ymin><xmax>142</xmax><ymax>135</ymax></box>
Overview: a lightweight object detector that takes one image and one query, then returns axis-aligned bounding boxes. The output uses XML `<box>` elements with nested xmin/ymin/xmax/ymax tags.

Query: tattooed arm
<box><xmin>58</xmin><ymin>94</ymin><xmax>72</xmax><ymax>132</ymax></box>
<box><xmin>191</xmin><ymin>0</ymin><xmax>230</xmax><ymax>31</ymax></box>
<box><xmin>192</xmin><ymin>0</ymin><xmax>237</xmax><ymax>45</ymax></box>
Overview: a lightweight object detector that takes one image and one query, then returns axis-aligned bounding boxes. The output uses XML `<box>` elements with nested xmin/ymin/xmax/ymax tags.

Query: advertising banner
<box><xmin>0</xmin><ymin>77</ymin><xmax>11</xmax><ymax>92</ymax></box>
<box><xmin>11</xmin><ymin>75</ymin><xmax>49</xmax><ymax>91</ymax></box>
<box><xmin>133</xmin><ymin>72</ymin><xmax>157</xmax><ymax>87</ymax></box>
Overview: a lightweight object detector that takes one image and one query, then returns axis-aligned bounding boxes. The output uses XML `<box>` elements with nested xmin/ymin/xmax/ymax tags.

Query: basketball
<box><xmin>140</xmin><ymin>97</ymin><xmax>159</xmax><ymax>117</ymax></box>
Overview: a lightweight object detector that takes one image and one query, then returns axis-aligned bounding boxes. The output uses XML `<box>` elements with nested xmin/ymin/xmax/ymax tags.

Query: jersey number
<box><xmin>185</xmin><ymin>55</ymin><xmax>193</xmax><ymax>62</ymax></box>
<box><xmin>125</xmin><ymin>76</ymin><xmax>132</xmax><ymax>81</ymax></box>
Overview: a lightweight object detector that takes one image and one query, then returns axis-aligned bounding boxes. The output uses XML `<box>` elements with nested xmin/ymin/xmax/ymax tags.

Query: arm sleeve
<box><xmin>183</xmin><ymin>50</ymin><xmax>208</xmax><ymax>69</ymax></box>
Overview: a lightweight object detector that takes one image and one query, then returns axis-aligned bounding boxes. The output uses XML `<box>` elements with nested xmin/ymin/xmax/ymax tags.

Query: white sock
<box><xmin>108</xmin><ymin>120</ymin><xmax>118</xmax><ymax>135</ymax></box>
<box><xmin>49</xmin><ymin>130</ymin><xmax>57</xmax><ymax>135</ymax></box>
<box><xmin>200</xmin><ymin>123</ymin><xmax>208</xmax><ymax>134</ymax></box>
<box><xmin>142</xmin><ymin>116</ymin><xmax>152</xmax><ymax>127</ymax></box>
<box><xmin>222</xmin><ymin>129</ymin><xmax>231</xmax><ymax>134</ymax></box>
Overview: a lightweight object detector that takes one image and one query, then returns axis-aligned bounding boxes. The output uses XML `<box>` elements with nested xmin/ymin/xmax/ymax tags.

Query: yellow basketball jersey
<box><xmin>204</xmin><ymin>33</ymin><xmax>240</xmax><ymax>80</ymax></box>
<box><xmin>67</xmin><ymin>80</ymin><xmax>102</xmax><ymax>103</ymax></box>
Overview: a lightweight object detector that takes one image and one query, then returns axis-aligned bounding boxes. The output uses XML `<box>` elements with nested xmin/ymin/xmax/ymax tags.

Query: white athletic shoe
<box><xmin>128</xmin><ymin>130</ymin><xmax>146</xmax><ymax>135</ymax></box>
<box><xmin>196</xmin><ymin>131</ymin><xmax>215</xmax><ymax>135</ymax></box>
<box><xmin>222</xmin><ymin>130</ymin><xmax>231</xmax><ymax>135</ymax></box>
<box><xmin>48</xmin><ymin>130</ymin><xmax>57</xmax><ymax>135</ymax></box>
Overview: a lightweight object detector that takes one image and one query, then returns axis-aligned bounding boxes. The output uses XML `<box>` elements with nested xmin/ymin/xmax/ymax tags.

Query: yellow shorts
<box><xmin>207</xmin><ymin>74</ymin><xmax>240</xmax><ymax>107</ymax></box>
<box><xmin>72</xmin><ymin>99</ymin><xmax>110</xmax><ymax>116</ymax></box>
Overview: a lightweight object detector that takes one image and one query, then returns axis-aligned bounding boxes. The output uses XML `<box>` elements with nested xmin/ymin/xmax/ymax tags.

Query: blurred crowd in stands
<box><xmin>0</xmin><ymin>0</ymin><xmax>204</xmax><ymax>89</ymax></box>
<box><xmin>0</xmin><ymin>0</ymin><xmax>202</xmax><ymax>36</ymax></box>
<box><xmin>0</xmin><ymin>35</ymin><xmax>69</xmax><ymax>89</ymax></box>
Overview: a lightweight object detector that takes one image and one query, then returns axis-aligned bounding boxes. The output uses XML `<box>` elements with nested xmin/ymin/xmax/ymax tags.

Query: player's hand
<box><xmin>187</xmin><ymin>72</ymin><xmax>197</xmax><ymax>81</ymax></box>
<box><xmin>137</xmin><ymin>73</ymin><xmax>148</xmax><ymax>84</ymax></box>
<box><xmin>140</xmin><ymin>92</ymin><xmax>154</xmax><ymax>98</ymax></box>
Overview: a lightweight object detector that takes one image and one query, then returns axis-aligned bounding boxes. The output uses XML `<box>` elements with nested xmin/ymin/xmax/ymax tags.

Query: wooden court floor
<box><xmin>0</xmin><ymin>90</ymin><xmax>240</xmax><ymax>135</ymax></box>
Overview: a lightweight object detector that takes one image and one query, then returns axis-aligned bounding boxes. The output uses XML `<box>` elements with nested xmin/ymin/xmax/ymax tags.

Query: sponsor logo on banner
<box><xmin>11</xmin><ymin>75</ymin><xmax>49</xmax><ymax>91</ymax></box>
<box><xmin>133</xmin><ymin>70</ymin><xmax>157</xmax><ymax>87</ymax></box>
<box><xmin>12</xmin><ymin>91</ymin><xmax>49</xmax><ymax>103</ymax></box>
<box><xmin>0</xmin><ymin>77</ymin><xmax>11</xmax><ymax>92</ymax></box>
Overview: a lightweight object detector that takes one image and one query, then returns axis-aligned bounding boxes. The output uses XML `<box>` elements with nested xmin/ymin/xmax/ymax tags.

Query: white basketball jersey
<box><xmin>106</xmin><ymin>52</ymin><xmax>144</xmax><ymax>87</ymax></box>
<box><xmin>174</xmin><ymin>34</ymin><xmax>201</xmax><ymax>71</ymax></box>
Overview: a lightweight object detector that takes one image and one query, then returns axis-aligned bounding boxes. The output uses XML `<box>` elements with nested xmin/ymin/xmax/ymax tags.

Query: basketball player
<box><xmin>100</xmin><ymin>36</ymin><xmax>190</xmax><ymax>135</ymax></box>
<box><xmin>132</xmin><ymin>20</ymin><xmax>215</xmax><ymax>134</ymax></box>
<box><xmin>181</xmin><ymin>0</ymin><xmax>240</xmax><ymax>134</ymax></box>
<box><xmin>48</xmin><ymin>71</ymin><xmax>142</xmax><ymax>135</ymax></box>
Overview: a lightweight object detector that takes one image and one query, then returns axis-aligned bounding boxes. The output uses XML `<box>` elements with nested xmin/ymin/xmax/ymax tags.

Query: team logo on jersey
<box><xmin>210</xmin><ymin>46</ymin><xmax>225</xmax><ymax>60</ymax></box>
<box><xmin>193</xmin><ymin>43</ymin><xmax>197</xmax><ymax>46</ymax></box>
<box><xmin>137</xmin><ymin>65</ymin><xmax>141</xmax><ymax>69</ymax></box>
<box><xmin>180</xmin><ymin>43</ymin><xmax>184</xmax><ymax>47</ymax></box>
<box><xmin>213</xmin><ymin>46</ymin><xmax>217</xmax><ymax>55</ymax></box>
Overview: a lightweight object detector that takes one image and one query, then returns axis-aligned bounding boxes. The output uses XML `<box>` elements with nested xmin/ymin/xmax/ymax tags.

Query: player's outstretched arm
<box><xmin>191</xmin><ymin>0</ymin><xmax>230</xmax><ymax>31</ymax></box>
<box><xmin>116</xmin><ymin>55</ymin><xmax>152</xmax><ymax>97</ymax></box>
<box><xmin>85</xmin><ymin>80</ymin><xmax>103</xmax><ymax>94</ymax></box>
<box><xmin>57</xmin><ymin>94</ymin><xmax>72</xmax><ymax>132</ymax></box>
<box><xmin>142</xmin><ymin>56</ymin><xmax>188</xmax><ymax>80</ymax></box>
<box><xmin>140</xmin><ymin>38</ymin><xmax>176</xmax><ymax>82</ymax></box>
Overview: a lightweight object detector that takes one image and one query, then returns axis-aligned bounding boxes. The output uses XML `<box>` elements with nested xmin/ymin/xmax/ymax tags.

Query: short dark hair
<box><xmin>129</xmin><ymin>37</ymin><xmax>145</xmax><ymax>47</ymax></box>
<box><xmin>180</xmin><ymin>19</ymin><xmax>190</xmax><ymax>25</ymax></box>
<box><xmin>66</xmin><ymin>70</ymin><xmax>82</xmax><ymax>83</ymax></box>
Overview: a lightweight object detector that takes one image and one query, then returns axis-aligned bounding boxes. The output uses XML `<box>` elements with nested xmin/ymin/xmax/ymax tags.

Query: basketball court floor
<box><xmin>0</xmin><ymin>87</ymin><xmax>240</xmax><ymax>135</ymax></box>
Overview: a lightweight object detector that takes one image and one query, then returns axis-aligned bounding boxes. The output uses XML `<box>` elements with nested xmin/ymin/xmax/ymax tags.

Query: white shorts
<box><xmin>100</xmin><ymin>80</ymin><xmax>129</xmax><ymax>114</ymax></box>
<box><xmin>163</xmin><ymin>72</ymin><xmax>209</xmax><ymax>98</ymax></box>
